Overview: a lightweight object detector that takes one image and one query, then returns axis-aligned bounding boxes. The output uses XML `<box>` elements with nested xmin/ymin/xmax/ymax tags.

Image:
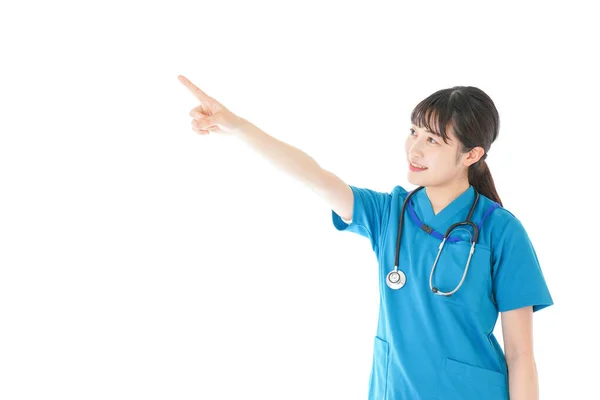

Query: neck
<box><xmin>425</xmin><ymin>180</ymin><xmax>471</xmax><ymax>215</ymax></box>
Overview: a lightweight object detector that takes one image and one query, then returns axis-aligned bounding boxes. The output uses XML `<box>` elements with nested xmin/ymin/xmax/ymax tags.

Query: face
<box><xmin>404</xmin><ymin>123</ymin><xmax>481</xmax><ymax>188</ymax></box>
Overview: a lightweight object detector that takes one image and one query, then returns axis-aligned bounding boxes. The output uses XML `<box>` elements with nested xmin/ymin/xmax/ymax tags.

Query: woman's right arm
<box><xmin>235</xmin><ymin>119</ymin><xmax>354</xmax><ymax>222</ymax></box>
<box><xmin>178</xmin><ymin>74</ymin><xmax>354</xmax><ymax>222</ymax></box>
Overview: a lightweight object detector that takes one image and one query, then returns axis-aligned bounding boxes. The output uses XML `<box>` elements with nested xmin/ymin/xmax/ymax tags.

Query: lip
<box><xmin>408</xmin><ymin>161</ymin><xmax>428</xmax><ymax>172</ymax></box>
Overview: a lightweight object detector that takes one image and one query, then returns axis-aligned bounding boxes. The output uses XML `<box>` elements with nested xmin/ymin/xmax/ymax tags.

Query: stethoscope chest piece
<box><xmin>386</xmin><ymin>269</ymin><xmax>406</xmax><ymax>290</ymax></box>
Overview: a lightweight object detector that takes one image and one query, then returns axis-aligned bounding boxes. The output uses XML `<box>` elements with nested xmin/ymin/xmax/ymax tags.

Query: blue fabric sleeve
<box><xmin>331</xmin><ymin>185</ymin><xmax>392</xmax><ymax>253</ymax></box>
<box><xmin>491</xmin><ymin>217</ymin><xmax>554</xmax><ymax>313</ymax></box>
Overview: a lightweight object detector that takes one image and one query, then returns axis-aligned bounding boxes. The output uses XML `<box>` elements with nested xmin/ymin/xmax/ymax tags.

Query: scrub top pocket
<box><xmin>438</xmin><ymin>358</ymin><xmax>508</xmax><ymax>399</ymax></box>
<box><xmin>429</xmin><ymin>241</ymin><xmax>492</xmax><ymax>313</ymax></box>
<box><xmin>368</xmin><ymin>336</ymin><xmax>389</xmax><ymax>400</ymax></box>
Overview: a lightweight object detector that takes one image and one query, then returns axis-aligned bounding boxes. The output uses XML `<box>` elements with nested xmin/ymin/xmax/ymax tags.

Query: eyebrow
<box><xmin>412</xmin><ymin>125</ymin><xmax>440</xmax><ymax>135</ymax></box>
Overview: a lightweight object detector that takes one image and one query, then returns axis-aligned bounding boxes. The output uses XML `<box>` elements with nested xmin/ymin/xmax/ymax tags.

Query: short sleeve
<box><xmin>491</xmin><ymin>217</ymin><xmax>554</xmax><ymax>313</ymax></box>
<box><xmin>331</xmin><ymin>185</ymin><xmax>392</xmax><ymax>253</ymax></box>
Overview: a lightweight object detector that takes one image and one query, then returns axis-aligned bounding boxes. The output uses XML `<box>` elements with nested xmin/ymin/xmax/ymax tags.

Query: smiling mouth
<box><xmin>409</xmin><ymin>161</ymin><xmax>428</xmax><ymax>170</ymax></box>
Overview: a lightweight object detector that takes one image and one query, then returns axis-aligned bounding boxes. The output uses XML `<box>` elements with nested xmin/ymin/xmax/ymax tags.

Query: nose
<box><xmin>407</xmin><ymin>138</ymin><xmax>424</xmax><ymax>159</ymax></box>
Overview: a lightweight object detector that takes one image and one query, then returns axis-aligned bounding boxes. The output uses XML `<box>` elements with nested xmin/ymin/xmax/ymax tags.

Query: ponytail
<box><xmin>468</xmin><ymin>155</ymin><xmax>503</xmax><ymax>207</ymax></box>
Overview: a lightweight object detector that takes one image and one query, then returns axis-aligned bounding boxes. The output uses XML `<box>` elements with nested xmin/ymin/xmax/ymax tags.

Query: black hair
<box><xmin>410</xmin><ymin>86</ymin><xmax>502</xmax><ymax>206</ymax></box>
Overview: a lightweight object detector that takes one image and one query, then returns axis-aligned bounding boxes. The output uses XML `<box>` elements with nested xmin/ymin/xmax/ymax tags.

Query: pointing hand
<box><xmin>178</xmin><ymin>75</ymin><xmax>246</xmax><ymax>135</ymax></box>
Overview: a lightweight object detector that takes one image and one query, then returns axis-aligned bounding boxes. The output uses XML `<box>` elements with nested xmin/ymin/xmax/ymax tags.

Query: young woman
<box><xmin>179</xmin><ymin>75</ymin><xmax>553</xmax><ymax>400</ymax></box>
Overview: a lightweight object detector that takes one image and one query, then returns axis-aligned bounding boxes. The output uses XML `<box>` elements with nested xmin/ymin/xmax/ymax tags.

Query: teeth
<box><xmin>411</xmin><ymin>162</ymin><xmax>427</xmax><ymax>169</ymax></box>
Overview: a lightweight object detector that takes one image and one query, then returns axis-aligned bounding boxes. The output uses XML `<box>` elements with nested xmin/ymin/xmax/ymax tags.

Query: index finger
<box><xmin>178</xmin><ymin>75</ymin><xmax>211</xmax><ymax>102</ymax></box>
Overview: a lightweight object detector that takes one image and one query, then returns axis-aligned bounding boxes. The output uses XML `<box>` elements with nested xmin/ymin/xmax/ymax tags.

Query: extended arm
<box><xmin>237</xmin><ymin>119</ymin><xmax>354</xmax><ymax>221</ymax></box>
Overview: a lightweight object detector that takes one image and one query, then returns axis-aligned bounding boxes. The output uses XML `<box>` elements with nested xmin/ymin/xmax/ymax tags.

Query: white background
<box><xmin>1</xmin><ymin>0</ymin><xmax>598</xmax><ymax>399</ymax></box>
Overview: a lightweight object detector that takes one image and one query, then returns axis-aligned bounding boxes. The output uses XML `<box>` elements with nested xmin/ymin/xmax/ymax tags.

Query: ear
<box><xmin>463</xmin><ymin>146</ymin><xmax>485</xmax><ymax>167</ymax></box>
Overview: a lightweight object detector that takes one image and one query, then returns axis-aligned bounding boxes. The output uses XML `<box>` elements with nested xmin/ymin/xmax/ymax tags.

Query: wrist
<box><xmin>232</xmin><ymin>117</ymin><xmax>252</xmax><ymax>137</ymax></box>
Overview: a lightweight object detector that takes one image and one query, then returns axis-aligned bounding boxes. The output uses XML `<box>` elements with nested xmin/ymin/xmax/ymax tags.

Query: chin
<box><xmin>407</xmin><ymin>173</ymin><xmax>423</xmax><ymax>186</ymax></box>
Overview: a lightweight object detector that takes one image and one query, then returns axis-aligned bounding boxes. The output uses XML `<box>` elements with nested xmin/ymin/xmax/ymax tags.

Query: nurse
<box><xmin>180</xmin><ymin>76</ymin><xmax>553</xmax><ymax>400</ymax></box>
<box><xmin>330</xmin><ymin>87</ymin><xmax>553</xmax><ymax>399</ymax></box>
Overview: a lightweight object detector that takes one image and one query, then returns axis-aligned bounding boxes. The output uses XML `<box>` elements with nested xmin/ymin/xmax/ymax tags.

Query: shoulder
<box><xmin>476</xmin><ymin>193</ymin><xmax>522</xmax><ymax>230</ymax></box>
<box><xmin>475</xmin><ymin>194</ymin><xmax>533</xmax><ymax>249</ymax></box>
<box><xmin>349</xmin><ymin>184</ymin><xmax>407</xmax><ymax>200</ymax></box>
<box><xmin>390</xmin><ymin>184</ymin><xmax>410</xmax><ymax>200</ymax></box>
<box><xmin>481</xmin><ymin>199</ymin><xmax>536</xmax><ymax>263</ymax></box>
<box><xmin>487</xmin><ymin>202</ymin><xmax>527</xmax><ymax>234</ymax></box>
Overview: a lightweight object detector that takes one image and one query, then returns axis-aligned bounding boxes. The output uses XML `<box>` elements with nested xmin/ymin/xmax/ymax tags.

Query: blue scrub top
<box><xmin>331</xmin><ymin>185</ymin><xmax>553</xmax><ymax>400</ymax></box>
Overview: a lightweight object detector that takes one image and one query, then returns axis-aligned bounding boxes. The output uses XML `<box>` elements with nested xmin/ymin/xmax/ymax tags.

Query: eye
<box><xmin>410</xmin><ymin>128</ymin><xmax>438</xmax><ymax>144</ymax></box>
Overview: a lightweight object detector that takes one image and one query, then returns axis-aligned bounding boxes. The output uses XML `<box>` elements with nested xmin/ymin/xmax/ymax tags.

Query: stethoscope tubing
<box><xmin>388</xmin><ymin>186</ymin><xmax>480</xmax><ymax>295</ymax></box>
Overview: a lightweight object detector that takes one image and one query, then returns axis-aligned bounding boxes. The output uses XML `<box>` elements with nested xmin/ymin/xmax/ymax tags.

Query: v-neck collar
<box><xmin>412</xmin><ymin>185</ymin><xmax>476</xmax><ymax>230</ymax></box>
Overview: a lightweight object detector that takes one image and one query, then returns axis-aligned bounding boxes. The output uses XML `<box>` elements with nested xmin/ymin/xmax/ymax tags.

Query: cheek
<box><xmin>404</xmin><ymin>137</ymin><xmax>411</xmax><ymax>153</ymax></box>
<box><xmin>436</xmin><ymin>154</ymin><xmax>458</xmax><ymax>172</ymax></box>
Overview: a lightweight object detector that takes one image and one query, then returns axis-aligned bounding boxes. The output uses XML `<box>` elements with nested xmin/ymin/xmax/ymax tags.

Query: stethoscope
<box><xmin>386</xmin><ymin>186</ymin><xmax>480</xmax><ymax>296</ymax></box>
